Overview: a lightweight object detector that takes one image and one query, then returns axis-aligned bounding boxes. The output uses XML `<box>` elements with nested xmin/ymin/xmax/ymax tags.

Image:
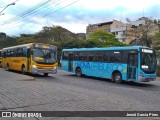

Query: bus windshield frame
<box><xmin>140</xmin><ymin>48</ymin><xmax>157</xmax><ymax>74</ymax></box>
<box><xmin>32</xmin><ymin>48</ymin><xmax>57</xmax><ymax>64</ymax></box>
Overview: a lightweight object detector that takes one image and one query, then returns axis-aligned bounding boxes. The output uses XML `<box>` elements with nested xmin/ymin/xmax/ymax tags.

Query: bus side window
<box><xmin>88</xmin><ymin>52</ymin><xmax>94</xmax><ymax>61</ymax></box>
<box><xmin>7</xmin><ymin>50</ymin><xmax>11</xmax><ymax>57</ymax></box>
<box><xmin>2</xmin><ymin>51</ymin><xmax>6</xmax><ymax>58</ymax></box>
<box><xmin>121</xmin><ymin>51</ymin><xmax>129</xmax><ymax>63</ymax></box>
<box><xmin>108</xmin><ymin>51</ymin><xmax>115</xmax><ymax>62</ymax></box>
<box><xmin>74</xmin><ymin>52</ymin><xmax>79</xmax><ymax>60</ymax></box>
<box><xmin>22</xmin><ymin>47</ymin><xmax>27</xmax><ymax>57</ymax></box>
<box><xmin>104</xmin><ymin>51</ymin><xmax>110</xmax><ymax>62</ymax></box>
<box><xmin>114</xmin><ymin>51</ymin><xmax>122</xmax><ymax>63</ymax></box>
<box><xmin>10</xmin><ymin>49</ymin><xmax>16</xmax><ymax>57</ymax></box>
<box><xmin>98</xmin><ymin>51</ymin><xmax>104</xmax><ymax>62</ymax></box>
<box><xmin>94</xmin><ymin>52</ymin><xmax>98</xmax><ymax>62</ymax></box>
<box><xmin>62</xmin><ymin>52</ymin><xmax>69</xmax><ymax>59</ymax></box>
<box><xmin>17</xmin><ymin>48</ymin><xmax>23</xmax><ymax>57</ymax></box>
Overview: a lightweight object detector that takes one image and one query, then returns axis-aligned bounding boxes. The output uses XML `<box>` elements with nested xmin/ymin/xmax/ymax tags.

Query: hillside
<box><xmin>18</xmin><ymin>26</ymin><xmax>86</xmax><ymax>44</ymax></box>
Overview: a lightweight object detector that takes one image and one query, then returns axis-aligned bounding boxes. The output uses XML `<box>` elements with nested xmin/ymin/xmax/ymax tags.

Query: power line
<box><xmin>0</xmin><ymin>0</ymin><xmax>53</xmax><ymax>26</ymax></box>
<box><xmin>20</xmin><ymin>0</ymin><xmax>80</xmax><ymax>34</ymax></box>
<box><xmin>0</xmin><ymin>0</ymin><xmax>63</xmax><ymax>29</ymax></box>
<box><xmin>0</xmin><ymin>0</ymin><xmax>80</xmax><ymax>32</ymax></box>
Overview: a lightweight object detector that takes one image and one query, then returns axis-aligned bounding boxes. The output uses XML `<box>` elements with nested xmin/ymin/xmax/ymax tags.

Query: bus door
<box><xmin>68</xmin><ymin>53</ymin><xmax>73</xmax><ymax>72</ymax></box>
<box><xmin>127</xmin><ymin>53</ymin><xmax>138</xmax><ymax>81</ymax></box>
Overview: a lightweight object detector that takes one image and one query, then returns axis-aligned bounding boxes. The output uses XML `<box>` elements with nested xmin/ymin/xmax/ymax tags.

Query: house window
<box><xmin>122</xmin><ymin>38</ymin><xmax>125</xmax><ymax>42</ymax></box>
<box><xmin>105</xmin><ymin>29</ymin><xmax>110</xmax><ymax>32</ymax></box>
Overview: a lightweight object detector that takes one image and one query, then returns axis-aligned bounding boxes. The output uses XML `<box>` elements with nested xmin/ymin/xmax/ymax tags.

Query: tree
<box><xmin>0</xmin><ymin>32</ymin><xmax>18</xmax><ymax>49</ymax></box>
<box><xmin>88</xmin><ymin>30</ymin><xmax>126</xmax><ymax>47</ymax></box>
<box><xmin>152</xmin><ymin>32</ymin><xmax>160</xmax><ymax>64</ymax></box>
<box><xmin>152</xmin><ymin>32</ymin><xmax>160</xmax><ymax>48</ymax></box>
<box><xmin>127</xmin><ymin>17</ymin><xmax>158</xmax><ymax>47</ymax></box>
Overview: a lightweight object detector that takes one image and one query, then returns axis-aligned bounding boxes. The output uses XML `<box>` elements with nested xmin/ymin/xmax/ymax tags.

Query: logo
<box><xmin>2</xmin><ymin>112</ymin><xmax>11</xmax><ymax>117</ymax></box>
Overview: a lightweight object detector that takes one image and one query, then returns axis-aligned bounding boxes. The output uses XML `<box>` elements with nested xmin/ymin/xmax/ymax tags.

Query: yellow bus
<box><xmin>1</xmin><ymin>43</ymin><xmax>57</xmax><ymax>76</ymax></box>
<box><xmin>0</xmin><ymin>50</ymin><xmax>2</xmax><ymax>67</ymax></box>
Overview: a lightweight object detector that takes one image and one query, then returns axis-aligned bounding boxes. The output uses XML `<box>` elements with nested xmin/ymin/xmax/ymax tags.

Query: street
<box><xmin>0</xmin><ymin>68</ymin><xmax>160</xmax><ymax>120</ymax></box>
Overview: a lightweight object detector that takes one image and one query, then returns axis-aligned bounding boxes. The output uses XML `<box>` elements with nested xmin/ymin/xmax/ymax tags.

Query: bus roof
<box><xmin>2</xmin><ymin>43</ymin><xmax>56</xmax><ymax>50</ymax></box>
<box><xmin>62</xmin><ymin>46</ymin><xmax>152</xmax><ymax>52</ymax></box>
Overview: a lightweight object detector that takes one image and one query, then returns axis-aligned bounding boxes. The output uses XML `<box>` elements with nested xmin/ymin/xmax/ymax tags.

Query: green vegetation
<box><xmin>0</xmin><ymin>33</ymin><xmax>18</xmax><ymax>49</ymax></box>
<box><xmin>0</xmin><ymin>27</ymin><xmax>126</xmax><ymax>59</ymax></box>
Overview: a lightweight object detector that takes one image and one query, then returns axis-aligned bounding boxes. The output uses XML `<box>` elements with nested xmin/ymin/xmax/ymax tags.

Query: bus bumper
<box><xmin>32</xmin><ymin>67</ymin><xmax>57</xmax><ymax>75</ymax></box>
<box><xmin>138</xmin><ymin>76</ymin><xmax>156</xmax><ymax>82</ymax></box>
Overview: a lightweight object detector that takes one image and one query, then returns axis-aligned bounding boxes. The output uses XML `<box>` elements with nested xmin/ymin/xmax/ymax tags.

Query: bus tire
<box><xmin>44</xmin><ymin>73</ymin><xmax>48</xmax><ymax>77</ymax></box>
<box><xmin>6</xmin><ymin>64</ymin><xmax>10</xmax><ymax>71</ymax></box>
<box><xmin>22</xmin><ymin>65</ymin><xmax>25</xmax><ymax>75</ymax></box>
<box><xmin>76</xmin><ymin>68</ymin><xmax>82</xmax><ymax>77</ymax></box>
<box><xmin>113</xmin><ymin>72</ymin><xmax>122</xmax><ymax>84</ymax></box>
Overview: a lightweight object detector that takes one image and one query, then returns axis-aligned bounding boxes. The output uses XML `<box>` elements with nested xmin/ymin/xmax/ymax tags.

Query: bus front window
<box><xmin>141</xmin><ymin>50</ymin><xmax>156</xmax><ymax>73</ymax></box>
<box><xmin>32</xmin><ymin>48</ymin><xmax>56</xmax><ymax>64</ymax></box>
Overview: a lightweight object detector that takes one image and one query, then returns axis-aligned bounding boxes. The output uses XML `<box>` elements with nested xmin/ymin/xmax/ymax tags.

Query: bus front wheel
<box><xmin>76</xmin><ymin>68</ymin><xmax>82</xmax><ymax>77</ymax></box>
<box><xmin>22</xmin><ymin>65</ymin><xmax>25</xmax><ymax>74</ymax></box>
<box><xmin>113</xmin><ymin>72</ymin><xmax>122</xmax><ymax>84</ymax></box>
<box><xmin>6</xmin><ymin>64</ymin><xmax>10</xmax><ymax>71</ymax></box>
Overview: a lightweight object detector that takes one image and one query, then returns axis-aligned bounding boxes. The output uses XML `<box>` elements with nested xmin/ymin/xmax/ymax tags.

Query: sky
<box><xmin>0</xmin><ymin>0</ymin><xmax>160</xmax><ymax>36</ymax></box>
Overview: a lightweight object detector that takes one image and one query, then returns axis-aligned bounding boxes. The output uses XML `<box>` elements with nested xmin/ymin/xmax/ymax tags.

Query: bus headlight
<box><xmin>32</xmin><ymin>65</ymin><xmax>37</xmax><ymax>68</ymax></box>
<box><xmin>53</xmin><ymin>66</ymin><xmax>57</xmax><ymax>70</ymax></box>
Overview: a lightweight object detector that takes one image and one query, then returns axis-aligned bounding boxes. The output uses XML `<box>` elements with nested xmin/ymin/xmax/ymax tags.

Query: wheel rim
<box><xmin>22</xmin><ymin>67</ymin><xmax>25</xmax><ymax>74</ymax></box>
<box><xmin>115</xmin><ymin>75</ymin><xmax>120</xmax><ymax>82</ymax></box>
<box><xmin>6</xmin><ymin>64</ymin><xmax>9</xmax><ymax>70</ymax></box>
<box><xmin>114</xmin><ymin>73</ymin><xmax>122</xmax><ymax>83</ymax></box>
<box><xmin>76</xmin><ymin>69</ymin><xmax>81</xmax><ymax>77</ymax></box>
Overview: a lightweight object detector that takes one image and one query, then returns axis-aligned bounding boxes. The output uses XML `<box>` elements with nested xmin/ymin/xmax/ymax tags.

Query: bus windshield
<box><xmin>32</xmin><ymin>48</ymin><xmax>56</xmax><ymax>64</ymax></box>
<box><xmin>140</xmin><ymin>50</ymin><xmax>156</xmax><ymax>73</ymax></box>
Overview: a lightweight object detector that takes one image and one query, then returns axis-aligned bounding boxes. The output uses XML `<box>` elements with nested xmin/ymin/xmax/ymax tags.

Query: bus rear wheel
<box><xmin>76</xmin><ymin>68</ymin><xmax>82</xmax><ymax>77</ymax></box>
<box><xmin>113</xmin><ymin>72</ymin><xmax>122</xmax><ymax>84</ymax></box>
<box><xmin>44</xmin><ymin>73</ymin><xmax>48</xmax><ymax>77</ymax></box>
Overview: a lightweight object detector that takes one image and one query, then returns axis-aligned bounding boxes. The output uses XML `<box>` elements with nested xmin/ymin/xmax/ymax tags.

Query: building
<box><xmin>87</xmin><ymin>17</ymin><xmax>159</xmax><ymax>45</ymax></box>
<box><xmin>86</xmin><ymin>20</ymin><xmax>127</xmax><ymax>43</ymax></box>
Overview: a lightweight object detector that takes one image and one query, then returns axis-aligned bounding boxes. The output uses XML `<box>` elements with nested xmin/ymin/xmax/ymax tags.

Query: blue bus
<box><xmin>61</xmin><ymin>46</ymin><xmax>157</xmax><ymax>83</ymax></box>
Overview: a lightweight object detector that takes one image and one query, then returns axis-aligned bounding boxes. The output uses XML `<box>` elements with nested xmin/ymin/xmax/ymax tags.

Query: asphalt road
<box><xmin>0</xmin><ymin>68</ymin><xmax>160</xmax><ymax>120</ymax></box>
